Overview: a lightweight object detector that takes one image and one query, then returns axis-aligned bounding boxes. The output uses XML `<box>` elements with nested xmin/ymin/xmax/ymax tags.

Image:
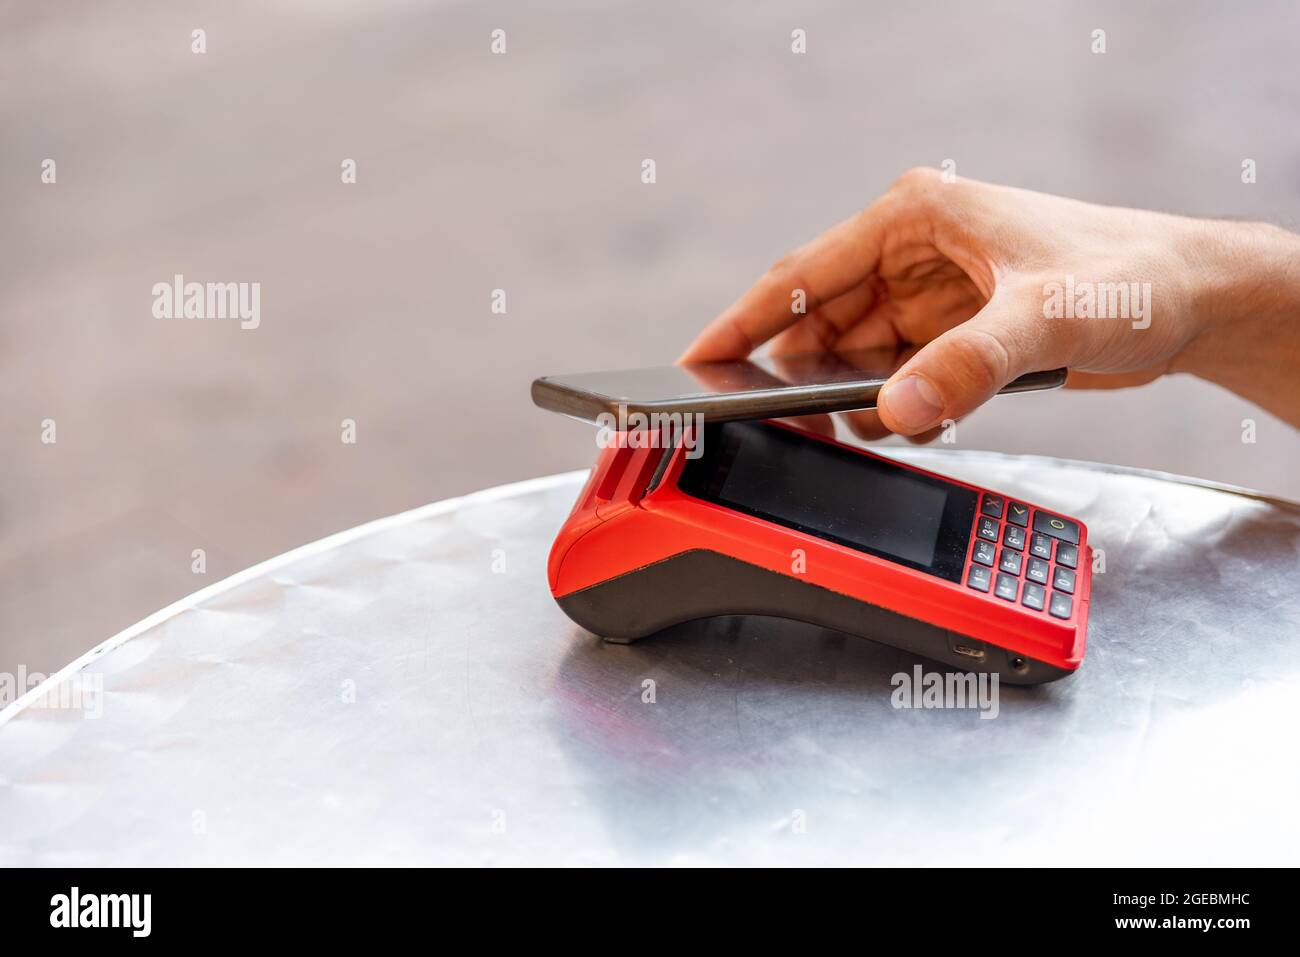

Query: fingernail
<box><xmin>882</xmin><ymin>374</ymin><xmax>943</xmax><ymax>431</ymax></box>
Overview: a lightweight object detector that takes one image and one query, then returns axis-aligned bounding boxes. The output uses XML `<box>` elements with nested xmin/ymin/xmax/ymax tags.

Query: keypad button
<box><xmin>994</xmin><ymin>573</ymin><xmax>1018</xmax><ymax>602</ymax></box>
<box><xmin>1006</xmin><ymin>502</ymin><xmax>1030</xmax><ymax>527</ymax></box>
<box><xmin>1029</xmin><ymin>533</ymin><xmax>1052</xmax><ymax>560</ymax></box>
<box><xmin>967</xmin><ymin>565</ymin><xmax>992</xmax><ymax>592</ymax></box>
<box><xmin>981</xmin><ymin>495</ymin><xmax>1004</xmax><ymax>519</ymax></box>
<box><xmin>1052</xmin><ymin>566</ymin><xmax>1076</xmax><ymax>595</ymax></box>
<box><xmin>1022</xmin><ymin>582</ymin><xmax>1046</xmax><ymax>611</ymax></box>
<box><xmin>1026</xmin><ymin>558</ymin><xmax>1050</xmax><ymax>585</ymax></box>
<box><xmin>1049</xmin><ymin>592</ymin><xmax>1073</xmax><ymax>619</ymax></box>
<box><xmin>998</xmin><ymin>549</ymin><xmax>1022</xmax><ymax>576</ymax></box>
<box><xmin>1002</xmin><ymin>525</ymin><xmax>1026</xmax><ymax>551</ymax></box>
<box><xmin>1056</xmin><ymin>542</ymin><xmax>1079</xmax><ymax>569</ymax></box>
<box><xmin>972</xmin><ymin>541</ymin><xmax>996</xmax><ymax>567</ymax></box>
<box><xmin>1033</xmin><ymin>511</ymin><xmax>1080</xmax><ymax>545</ymax></box>
<box><xmin>977</xmin><ymin>516</ymin><xmax>999</xmax><ymax>542</ymax></box>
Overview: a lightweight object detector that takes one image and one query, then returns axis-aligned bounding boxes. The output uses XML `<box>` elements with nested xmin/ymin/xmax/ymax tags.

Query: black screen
<box><xmin>678</xmin><ymin>422</ymin><xmax>977</xmax><ymax>581</ymax></box>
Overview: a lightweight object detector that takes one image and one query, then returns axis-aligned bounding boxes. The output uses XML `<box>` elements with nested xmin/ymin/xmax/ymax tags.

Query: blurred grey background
<box><xmin>4</xmin><ymin>0</ymin><xmax>1299</xmax><ymax>679</ymax></box>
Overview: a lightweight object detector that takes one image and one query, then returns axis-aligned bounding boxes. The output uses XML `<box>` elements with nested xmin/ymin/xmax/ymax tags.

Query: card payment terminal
<box><xmin>547</xmin><ymin>420</ymin><xmax>1091</xmax><ymax>684</ymax></box>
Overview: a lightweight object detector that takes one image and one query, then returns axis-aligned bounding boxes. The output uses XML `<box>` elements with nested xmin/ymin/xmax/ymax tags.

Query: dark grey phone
<box><xmin>532</xmin><ymin>347</ymin><xmax>1066</xmax><ymax>424</ymax></box>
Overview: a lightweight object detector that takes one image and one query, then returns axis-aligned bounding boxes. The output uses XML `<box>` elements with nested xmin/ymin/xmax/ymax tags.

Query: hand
<box><xmin>681</xmin><ymin>168</ymin><xmax>1300</xmax><ymax>435</ymax></box>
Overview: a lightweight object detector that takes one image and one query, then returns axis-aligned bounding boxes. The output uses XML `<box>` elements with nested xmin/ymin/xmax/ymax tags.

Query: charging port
<box><xmin>952</xmin><ymin>643</ymin><xmax>986</xmax><ymax>661</ymax></box>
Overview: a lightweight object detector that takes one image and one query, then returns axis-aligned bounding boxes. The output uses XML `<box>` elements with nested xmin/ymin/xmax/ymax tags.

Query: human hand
<box><xmin>681</xmin><ymin>169</ymin><xmax>1300</xmax><ymax>435</ymax></box>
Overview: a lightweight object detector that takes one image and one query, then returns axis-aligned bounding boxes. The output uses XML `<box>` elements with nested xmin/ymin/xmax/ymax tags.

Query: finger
<box><xmin>826</xmin><ymin>314</ymin><xmax>903</xmax><ymax>352</ymax></box>
<box><xmin>903</xmin><ymin>424</ymin><xmax>948</xmax><ymax>445</ymax></box>
<box><xmin>835</xmin><ymin>275</ymin><xmax>985</xmax><ymax>351</ymax></box>
<box><xmin>833</xmin><ymin>345</ymin><xmax>920</xmax><ymax>440</ymax></box>
<box><xmin>772</xmin><ymin>413</ymin><xmax>836</xmax><ymax>437</ymax></box>
<box><xmin>679</xmin><ymin>208</ymin><xmax>891</xmax><ymax>362</ymax></box>
<box><xmin>840</xmin><ymin>411</ymin><xmax>952</xmax><ymax>444</ymax></box>
<box><xmin>876</xmin><ymin>291</ymin><xmax>1070</xmax><ymax>435</ymax></box>
<box><xmin>839</xmin><ymin>409</ymin><xmax>892</xmax><ymax>441</ymax></box>
<box><xmin>832</xmin><ymin>348</ymin><xmax>915</xmax><ymax>442</ymax></box>
<box><xmin>765</xmin><ymin>277</ymin><xmax>880</xmax><ymax>356</ymax></box>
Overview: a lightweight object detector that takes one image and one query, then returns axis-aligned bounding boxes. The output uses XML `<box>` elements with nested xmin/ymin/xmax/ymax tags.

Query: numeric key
<box><xmin>1030</xmin><ymin>533</ymin><xmax>1052</xmax><ymax>560</ymax></box>
<box><xmin>1026</xmin><ymin>558</ymin><xmax>1050</xmax><ymax>585</ymax></box>
<box><xmin>1049</xmin><ymin>592</ymin><xmax>1073</xmax><ymax>619</ymax></box>
<box><xmin>1052</xmin><ymin>566</ymin><xmax>1076</xmax><ymax>595</ymax></box>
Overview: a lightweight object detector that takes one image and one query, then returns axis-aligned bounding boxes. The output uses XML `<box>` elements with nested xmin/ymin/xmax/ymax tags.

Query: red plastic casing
<box><xmin>548</xmin><ymin>423</ymin><xmax>1090</xmax><ymax>673</ymax></box>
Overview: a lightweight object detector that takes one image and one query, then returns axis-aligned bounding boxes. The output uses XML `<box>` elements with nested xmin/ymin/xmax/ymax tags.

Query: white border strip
<box><xmin>0</xmin><ymin>470</ymin><xmax>590</xmax><ymax>728</ymax></box>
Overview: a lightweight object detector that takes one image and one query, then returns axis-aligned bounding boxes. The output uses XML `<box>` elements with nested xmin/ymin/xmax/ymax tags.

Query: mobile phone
<box><xmin>531</xmin><ymin>347</ymin><xmax>1066</xmax><ymax>425</ymax></box>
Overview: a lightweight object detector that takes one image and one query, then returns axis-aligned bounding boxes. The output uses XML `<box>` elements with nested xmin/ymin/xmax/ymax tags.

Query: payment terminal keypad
<box><xmin>966</xmin><ymin>494</ymin><xmax>1082</xmax><ymax>619</ymax></box>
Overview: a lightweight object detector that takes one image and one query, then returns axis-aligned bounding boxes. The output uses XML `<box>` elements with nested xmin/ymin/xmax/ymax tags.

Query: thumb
<box><xmin>877</xmin><ymin>295</ymin><xmax>1059</xmax><ymax>435</ymax></box>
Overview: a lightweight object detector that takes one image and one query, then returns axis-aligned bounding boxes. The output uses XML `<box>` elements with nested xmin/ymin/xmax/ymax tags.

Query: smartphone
<box><xmin>532</xmin><ymin>347</ymin><xmax>1066</xmax><ymax>426</ymax></box>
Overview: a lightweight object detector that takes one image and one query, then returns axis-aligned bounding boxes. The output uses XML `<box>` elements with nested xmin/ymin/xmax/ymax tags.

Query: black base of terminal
<box><xmin>557</xmin><ymin>550</ymin><xmax>1070</xmax><ymax>686</ymax></box>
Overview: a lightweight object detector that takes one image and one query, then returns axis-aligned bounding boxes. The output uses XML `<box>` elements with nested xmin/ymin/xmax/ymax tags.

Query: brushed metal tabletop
<box><xmin>2</xmin><ymin>450</ymin><xmax>1298</xmax><ymax>866</ymax></box>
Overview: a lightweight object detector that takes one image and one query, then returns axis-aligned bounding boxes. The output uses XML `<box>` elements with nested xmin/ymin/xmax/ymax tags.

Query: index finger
<box><xmin>678</xmin><ymin>207</ymin><xmax>888</xmax><ymax>362</ymax></box>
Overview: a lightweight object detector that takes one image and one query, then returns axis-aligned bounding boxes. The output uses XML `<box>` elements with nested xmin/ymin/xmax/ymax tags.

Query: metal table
<box><xmin>3</xmin><ymin>450</ymin><xmax>1298</xmax><ymax>866</ymax></box>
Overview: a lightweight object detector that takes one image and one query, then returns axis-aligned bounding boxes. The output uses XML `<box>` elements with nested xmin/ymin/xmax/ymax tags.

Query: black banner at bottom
<box><xmin>0</xmin><ymin>866</ymin><xmax>1278</xmax><ymax>943</ymax></box>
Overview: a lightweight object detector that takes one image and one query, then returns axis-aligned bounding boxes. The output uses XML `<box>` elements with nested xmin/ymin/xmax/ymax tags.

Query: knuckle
<box><xmin>951</xmin><ymin>326</ymin><xmax>1013</xmax><ymax>396</ymax></box>
<box><xmin>767</xmin><ymin>253</ymin><xmax>809</xmax><ymax>296</ymax></box>
<box><xmin>804</xmin><ymin>310</ymin><xmax>838</xmax><ymax>350</ymax></box>
<box><xmin>724</xmin><ymin>312</ymin><xmax>757</xmax><ymax>352</ymax></box>
<box><xmin>768</xmin><ymin>252</ymin><xmax>797</xmax><ymax>278</ymax></box>
<box><xmin>892</xmin><ymin>166</ymin><xmax>943</xmax><ymax>195</ymax></box>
